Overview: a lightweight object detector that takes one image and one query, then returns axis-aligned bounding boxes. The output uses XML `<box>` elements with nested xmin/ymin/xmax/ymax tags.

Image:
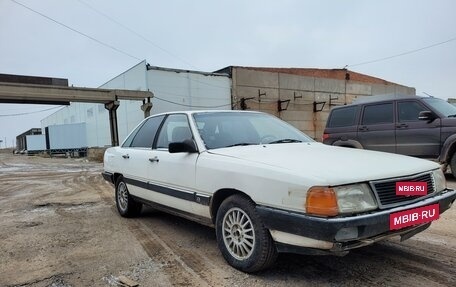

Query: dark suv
<box><xmin>323</xmin><ymin>95</ymin><xmax>456</xmax><ymax>176</ymax></box>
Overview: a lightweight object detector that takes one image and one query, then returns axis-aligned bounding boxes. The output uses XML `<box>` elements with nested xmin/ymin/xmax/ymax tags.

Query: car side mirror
<box><xmin>169</xmin><ymin>139</ymin><xmax>198</xmax><ymax>153</ymax></box>
<box><xmin>418</xmin><ymin>111</ymin><xmax>436</xmax><ymax>122</ymax></box>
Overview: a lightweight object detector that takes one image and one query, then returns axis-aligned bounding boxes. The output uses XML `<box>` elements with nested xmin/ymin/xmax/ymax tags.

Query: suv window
<box><xmin>398</xmin><ymin>101</ymin><xmax>427</xmax><ymax>122</ymax></box>
<box><xmin>362</xmin><ymin>103</ymin><xmax>394</xmax><ymax>125</ymax></box>
<box><xmin>128</xmin><ymin>115</ymin><xmax>164</xmax><ymax>148</ymax></box>
<box><xmin>156</xmin><ymin>114</ymin><xmax>192</xmax><ymax>149</ymax></box>
<box><xmin>328</xmin><ymin>106</ymin><xmax>357</xmax><ymax>127</ymax></box>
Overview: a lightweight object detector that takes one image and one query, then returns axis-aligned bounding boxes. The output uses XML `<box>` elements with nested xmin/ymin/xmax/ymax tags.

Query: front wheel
<box><xmin>216</xmin><ymin>194</ymin><xmax>277</xmax><ymax>272</ymax></box>
<box><xmin>115</xmin><ymin>176</ymin><xmax>142</xmax><ymax>217</ymax></box>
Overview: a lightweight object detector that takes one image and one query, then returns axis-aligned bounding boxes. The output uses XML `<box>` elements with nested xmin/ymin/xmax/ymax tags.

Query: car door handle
<box><xmin>359</xmin><ymin>126</ymin><xmax>369</xmax><ymax>131</ymax></box>
<box><xmin>149</xmin><ymin>156</ymin><xmax>159</xmax><ymax>163</ymax></box>
<box><xmin>122</xmin><ymin>154</ymin><xmax>130</xmax><ymax>159</ymax></box>
<box><xmin>396</xmin><ymin>123</ymin><xmax>408</xmax><ymax>128</ymax></box>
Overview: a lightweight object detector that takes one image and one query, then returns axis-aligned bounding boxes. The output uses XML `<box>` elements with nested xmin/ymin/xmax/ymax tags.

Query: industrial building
<box><xmin>16</xmin><ymin>128</ymin><xmax>43</xmax><ymax>152</ymax></box>
<box><xmin>40</xmin><ymin>61</ymin><xmax>415</xmax><ymax>147</ymax></box>
<box><xmin>41</xmin><ymin>61</ymin><xmax>231</xmax><ymax>147</ymax></box>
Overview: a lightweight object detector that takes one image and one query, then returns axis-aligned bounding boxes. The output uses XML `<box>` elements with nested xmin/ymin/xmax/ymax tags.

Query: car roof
<box><xmin>146</xmin><ymin>109</ymin><xmax>264</xmax><ymax>118</ymax></box>
<box><xmin>330</xmin><ymin>94</ymin><xmax>433</xmax><ymax>111</ymax></box>
<box><xmin>352</xmin><ymin>94</ymin><xmax>424</xmax><ymax>104</ymax></box>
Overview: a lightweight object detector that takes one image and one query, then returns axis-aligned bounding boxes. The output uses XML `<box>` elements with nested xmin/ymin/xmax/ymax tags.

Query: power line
<box><xmin>10</xmin><ymin>0</ymin><xmax>141</xmax><ymax>61</ymax></box>
<box><xmin>76</xmin><ymin>0</ymin><xmax>197</xmax><ymax>69</ymax></box>
<box><xmin>0</xmin><ymin>106</ymin><xmax>63</xmax><ymax>117</ymax></box>
<box><xmin>153</xmin><ymin>95</ymin><xmax>235</xmax><ymax>109</ymax></box>
<box><xmin>347</xmin><ymin>36</ymin><xmax>456</xmax><ymax>68</ymax></box>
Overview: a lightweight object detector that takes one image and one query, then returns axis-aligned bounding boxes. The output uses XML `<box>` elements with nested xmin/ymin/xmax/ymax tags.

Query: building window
<box><xmin>87</xmin><ymin>108</ymin><xmax>94</xmax><ymax>118</ymax></box>
<box><xmin>98</xmin><ymin>104</ymin><xmax>105</xmax><ymax>113</ymax></box>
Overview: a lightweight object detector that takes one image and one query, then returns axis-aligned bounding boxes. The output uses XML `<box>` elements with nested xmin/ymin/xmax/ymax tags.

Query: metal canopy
<box><xmin>0</xmin><ymin>82</ymin><xmax>154</xmax><ymax>146</ymax></box>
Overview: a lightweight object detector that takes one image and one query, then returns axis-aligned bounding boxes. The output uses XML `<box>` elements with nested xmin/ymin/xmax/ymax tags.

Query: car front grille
<box><xmin>370</xmin><ymin>172</ymin><xmax>435</xmax><ymax>209</ymax></box>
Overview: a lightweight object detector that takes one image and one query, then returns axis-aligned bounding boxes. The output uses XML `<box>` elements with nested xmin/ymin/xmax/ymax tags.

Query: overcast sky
<box><xmin>1</xmin><ymin>0</ymin><xmax>455</xmax><ymax>147</ymax></box>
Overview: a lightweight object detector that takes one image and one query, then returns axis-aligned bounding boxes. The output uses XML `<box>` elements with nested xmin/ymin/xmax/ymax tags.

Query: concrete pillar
<box><xmin>105</xmin><ymin>101</ymin><xmax>120</xmax><ymax>146</ymax></box>
<box><xmin>141</xmin><ymin>97</ymin><xmax>153</xmax><ymax>118</ymax></box>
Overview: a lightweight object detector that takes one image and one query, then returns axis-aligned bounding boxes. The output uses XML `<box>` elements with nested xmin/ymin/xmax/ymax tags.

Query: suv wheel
<box><xmin>215</xmin><ymin>194</ymin><xmax>277</xmax><ymax>272</ymax></box>
<box><xmin>450</xmin><ymin>154</ymin><xmax>456</xmax><ymax>178</ymax></box>
<box><xmin>115</xmin><ymin>176</ymin><xmax>142</xmax><ymax>217</ymax></box>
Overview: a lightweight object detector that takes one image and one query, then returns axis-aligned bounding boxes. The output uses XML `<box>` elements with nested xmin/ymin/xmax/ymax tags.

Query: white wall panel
<box><xmin>26</xmin><ymin>134</ymin><xmax>46</xmax><ymax>151</ymax></box>
<box><xmin>47</xmin><ymin>123</ymin><xmax>87</xmax><ymax>149</ymax></box>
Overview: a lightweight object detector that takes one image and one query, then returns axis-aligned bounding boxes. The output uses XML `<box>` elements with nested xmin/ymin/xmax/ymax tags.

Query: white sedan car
<box><xmin>103</xmin><ymin>110</ymin><xmax>456</xmax><ymax>272</ymax></box>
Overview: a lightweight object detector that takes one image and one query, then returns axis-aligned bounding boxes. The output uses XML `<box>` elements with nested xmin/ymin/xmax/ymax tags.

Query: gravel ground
<box><xmin>0</xmin><ymin>152</ymin><xmax>455</xmax><ymax>287</ymax></box>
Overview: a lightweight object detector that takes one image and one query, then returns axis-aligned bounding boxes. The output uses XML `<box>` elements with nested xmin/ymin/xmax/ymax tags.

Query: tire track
<box><xmin>128</xmin><ymin>220</ymin><xmax>211</xmax><ymax>287</ymax></box>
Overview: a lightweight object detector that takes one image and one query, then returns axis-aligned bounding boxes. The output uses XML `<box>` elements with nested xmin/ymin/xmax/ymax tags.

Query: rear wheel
<box><xmin>216</xmin><ymin>194</ymin><xmax>277</xmax><ymax>272</ymax></box>
<box><xmin>115</xmin><ymin>176</ymin><xmax>142</xmax><ymax>217</ymax></box>
<box><xmin>450</xmin><ymin>153</ymin><xmax>456</xmax><ymax>178</ymax></box>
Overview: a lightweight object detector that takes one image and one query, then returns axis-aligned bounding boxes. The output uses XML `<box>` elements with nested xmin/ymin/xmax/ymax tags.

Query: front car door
<box><xmin>357</xmin><ymin>102</ymin><xmax>396</xmax><ymax>153</ymax></box>
<box><xmin>395</xmin><ymin>100</ymin><xmax>441</xmax><ymax>158</ymax></box>
<box><xmin>147</xmin><ymin>113</ymin><xmax>208</xmax><ymax>217</ymax></box>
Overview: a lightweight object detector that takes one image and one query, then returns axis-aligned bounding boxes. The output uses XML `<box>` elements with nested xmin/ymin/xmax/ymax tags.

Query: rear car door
<box><xmin>357</xmin><ymin>102</ymin><xmax>396</xmax><ymax>153</ymax></box>
<box><xmin>119</xmin><ymin>115</ymin><xmax>164</xmax><ymax>200</ymax></box>
<box><xmin>395</xmin><ymin>100</ymin><xmax>441</xmax><ymax>158</ymax></box>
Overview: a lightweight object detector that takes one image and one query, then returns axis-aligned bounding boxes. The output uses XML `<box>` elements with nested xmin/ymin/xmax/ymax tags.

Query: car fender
<box><xmin>439</xmin><ymin>134</ymin><xmax>456</xmax><ymax>163</ymax></box>
<box><xmin>332</xmin><ymin>139</ymin><xmax>364</xmax><ymax>149</ymax></box>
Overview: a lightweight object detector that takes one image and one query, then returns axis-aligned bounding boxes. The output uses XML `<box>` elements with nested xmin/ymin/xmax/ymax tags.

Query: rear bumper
<box><xmin>257</xmin><ymin>189</ymin><xmax>456</xmax><ymax>252</ymax></box>
<box><xmin>101</xmin><ymin>171</ymin><xmax>114</xmax><ymax>184</ymax></box>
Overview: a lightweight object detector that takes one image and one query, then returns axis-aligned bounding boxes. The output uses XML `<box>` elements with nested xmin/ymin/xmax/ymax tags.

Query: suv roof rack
<box><xmin>352</xmin><ymin>94</ymin><xmax>422</xmax><ymax>104</ymax></box>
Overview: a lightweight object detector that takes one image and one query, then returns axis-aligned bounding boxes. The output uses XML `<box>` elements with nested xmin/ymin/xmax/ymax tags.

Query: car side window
<box><xmin>362</xmin><ymin>103</ymin><xmax>394</xmax><ymax>125</ymax></box>
<box><xmin>156</xmin><ymin>114</ymin><xmax>193</xmax><ymax>149</ymax></box>
<box><xmin>328</xmin><ymin>106</ymin><xmax>357</xmax><ymax>127</ymax></box>
<box><xmin>128</xmin><ymin>115</ymin><xmax>164</xmax><ymax>148</ymax></box>
<box><xmin>398</xmin><ymin>101</ymin><xmax>427</xmax><ymax>122</ymax></box>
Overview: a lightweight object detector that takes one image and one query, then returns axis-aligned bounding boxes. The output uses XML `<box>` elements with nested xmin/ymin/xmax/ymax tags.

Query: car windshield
<box><xmin>193</xmin><ymin>112</ymin><xmax>313</xmax><ymax>149</ymax></box>
<box><xmin>422</xmin><ymin>98</ymin><xmax>456</xmax><ymax>117</ymax></box>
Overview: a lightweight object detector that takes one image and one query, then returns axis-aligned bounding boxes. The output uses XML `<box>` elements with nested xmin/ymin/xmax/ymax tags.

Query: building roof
<box><xmin>0</xmin><ymin>73</ymin><xmax>68</xmax><ymax>86</ymax></box>
<box><xmin>215</xmin><ymin>66</ymin><xmax>405</xmax><ymax>86</ymax></box>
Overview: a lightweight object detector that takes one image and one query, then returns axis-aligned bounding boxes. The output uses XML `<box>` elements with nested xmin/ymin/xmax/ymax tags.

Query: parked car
<box><xmin>323</xmin><ymin>95</ymin><xmax>456</xmax><ymax>176</ymax></box>
<box><xmin>103</xmin><ymin>110</ymin><xmax>456</xmax><ymax>272</ymax></box>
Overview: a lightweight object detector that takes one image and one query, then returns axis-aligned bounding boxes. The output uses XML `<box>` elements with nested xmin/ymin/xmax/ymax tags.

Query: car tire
<box><xmin>215</xmin><ymin>194</ymin><xmax>277</xmax><ymax>273</ymax></box>
<box><xmin>115</xmin><ymin>176</ymin><xmax>142</xmax><ymax>217</ymax></box>
<box><xmin>450</xmin><ymin>153</ymin><xmax>456</xmax><ymax>178</ymax></box>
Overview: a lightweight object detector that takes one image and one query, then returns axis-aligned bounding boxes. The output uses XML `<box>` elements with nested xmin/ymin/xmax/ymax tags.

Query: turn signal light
<box><xmin>306</xmin><ymin>187</ymin><xmax>339</xmax><ymax>217</ymax></box>
<box><xmin>322</xmin><ymin>133</ymin><xmax>329</xmax><ymax>141</ymax></box>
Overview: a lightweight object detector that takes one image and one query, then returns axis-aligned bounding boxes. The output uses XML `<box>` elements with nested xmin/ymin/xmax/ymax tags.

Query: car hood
<box><xmin>207</xmin><ymin>142</ymin><xmax>440</xmax><ymax>186</ymax></box>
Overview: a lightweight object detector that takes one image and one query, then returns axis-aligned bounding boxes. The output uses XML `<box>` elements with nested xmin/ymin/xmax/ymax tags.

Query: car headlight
<box><xmin>334</xmin><ymin>183</ymin><xmax>377</xmax><ymax>215</ymax></box>
<box><xmin>306</xmin><ymin>183</ymin><xmax>377</xmax><ymax>217</ymax></box>
<box><xmin>432</xmin><ymin>168</ymin><xmax>446</xmax><ymax>193</ymax></box>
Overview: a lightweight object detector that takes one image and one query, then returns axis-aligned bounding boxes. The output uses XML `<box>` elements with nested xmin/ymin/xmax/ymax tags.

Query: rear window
<box><xmin>126</xmin><ymin>115</ymin><xmax>164</xmax><ymax>148</ymax></box>
<box><xmin>362</xmin><ymin>103</ymin><xmax>394</xmax><ymax>125</ymax></box>
<box><xmin>328</xmin><ymin>106</ymin><xmax>357</xmax><ymax>127</ymax></box>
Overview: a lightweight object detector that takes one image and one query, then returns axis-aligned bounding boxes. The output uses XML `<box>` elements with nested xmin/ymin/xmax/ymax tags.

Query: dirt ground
<box><xmin>1</xmin><ymin>152</ymin><xmax>455</xmax><ymax>287</ymax></box>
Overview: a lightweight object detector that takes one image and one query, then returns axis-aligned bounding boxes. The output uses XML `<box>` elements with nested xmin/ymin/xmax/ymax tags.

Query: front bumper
<box><xmin>257</xmin><ymin>188</ymin><xmax>456</xmax><ymax>252</ymax></box>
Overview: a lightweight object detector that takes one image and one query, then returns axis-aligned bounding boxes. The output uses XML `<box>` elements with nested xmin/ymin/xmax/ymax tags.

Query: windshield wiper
<box><xmin>268</xmin><ymin>139</ymin><xmax>303</xmax><ymax>144</ymax></box>
<box><xmin>225</xmin><ymin>143</ymin><xmax>256</xmax><ymax>147</ymax></box>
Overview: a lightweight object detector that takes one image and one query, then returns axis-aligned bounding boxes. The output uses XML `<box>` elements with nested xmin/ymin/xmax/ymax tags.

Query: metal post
<box><xmin>105</xmin><ymin>101</ymin><xmax>120</xmax><ymax>146</ymax></box>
